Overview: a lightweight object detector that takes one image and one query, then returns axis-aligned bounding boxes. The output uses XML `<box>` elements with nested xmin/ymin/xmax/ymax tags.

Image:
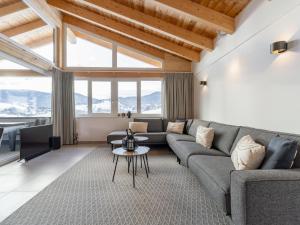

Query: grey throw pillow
<box><xmin>261</xmin><ymin>137</ymin><xmax>298</xmax><ymax>169</ymax></box>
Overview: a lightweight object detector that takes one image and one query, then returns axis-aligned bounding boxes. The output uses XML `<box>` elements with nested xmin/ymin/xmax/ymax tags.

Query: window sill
<box><xmin>75</xmin><ymin>114</ymin><xmax>163</xmax><ymax>119</ymax></box>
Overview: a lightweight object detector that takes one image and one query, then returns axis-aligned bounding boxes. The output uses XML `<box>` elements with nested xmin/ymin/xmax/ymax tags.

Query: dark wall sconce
<box><xmin>200</xmin><ymin>81</ymin><xmax>207</xmax><ymax>86</ymax></box>
<box><xmin>270</xmin><ymin>41</ymin><xmax>288</xmax><ymax>54</ymax></box>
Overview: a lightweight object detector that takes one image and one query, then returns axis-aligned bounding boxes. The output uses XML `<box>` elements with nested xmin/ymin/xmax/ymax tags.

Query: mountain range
<box><xmin>0</xmin><ymin>89</ymin><xmax>161</xmax><ymax>116</ymax></box>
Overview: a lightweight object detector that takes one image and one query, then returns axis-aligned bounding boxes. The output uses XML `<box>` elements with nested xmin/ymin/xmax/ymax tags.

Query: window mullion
<box><xmin>112</xmin><ymin>43</ymin><xmax>117</xmax><ymax>69</ymax></box>
<box><xmin>88</xmin><ymin>80</ymin><xmax>92</xmax><ymax>114</ymax></box>
<box><xmin>112</xmin><ymin>79</ymin><xmax>118</xmax><ymax>115</ymax></box>
<box><xmin>137</xmin><ymin>80</ymin><xmax>141</xmax><ymax>114</ymax></box>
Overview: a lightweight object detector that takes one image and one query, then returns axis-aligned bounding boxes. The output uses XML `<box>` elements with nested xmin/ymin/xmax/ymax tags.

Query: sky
<box><xmin>0</xmin><ymin>77</ymin><xmax>52</xmax><ymax>93</ymax></box>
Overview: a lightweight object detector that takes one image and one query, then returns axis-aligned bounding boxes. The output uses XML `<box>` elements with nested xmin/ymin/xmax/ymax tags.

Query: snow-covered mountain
<box><xmin>0</xmin><ymin>89</ymin><xmax>161</xmax><ymax>117</ymax></box>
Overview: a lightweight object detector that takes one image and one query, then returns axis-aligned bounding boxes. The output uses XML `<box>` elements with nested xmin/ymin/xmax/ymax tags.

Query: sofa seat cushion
<box><xmin>169</xmin><ymin>141</ymin><xmax>226</xmax><ymax>167</ymax></box>
<box><xmin>166</xmin><ymin>133</ymin><xmax>195</xmax><ymax>144</ymax></box>
<box><xmin>107</xmin><ymin>131</ymin><xmax>127</xmax><ymax>143</ymax></box>
<box><xmin>189</xmin><ymin>155</ymin><xmax>234</xmax><ymax>214</ymax></box>
<box><xmin>134</xmin><ymin>132</ymin><xmax>167</xmax><ymax>144</ymax></box>
<box><xmin>209</xmin><ymin>122</ymin><xmax>240</xmax><ymax>156</ymax></box>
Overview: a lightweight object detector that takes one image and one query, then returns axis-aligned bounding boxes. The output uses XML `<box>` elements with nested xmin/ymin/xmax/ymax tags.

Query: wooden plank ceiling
<box><xmin>0</xmin><ymin>0</ymin><xmax>250</xmax><ymax>63</ymax></box>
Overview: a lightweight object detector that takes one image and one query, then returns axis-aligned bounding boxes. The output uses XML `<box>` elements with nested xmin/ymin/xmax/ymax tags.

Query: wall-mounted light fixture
<box><xmin>200</xmin><ymin>81</ymin><xmax>207</xmax><ymax>86</ymax></box>
<box><xmin>270</xmin><ymin>41</ymin><xmax>288</xmax><ymax>54</ymax></box>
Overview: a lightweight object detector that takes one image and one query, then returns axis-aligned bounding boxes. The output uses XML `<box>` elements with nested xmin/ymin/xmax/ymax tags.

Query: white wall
<box><xmin>193</xmin><ymin>0</ymin><xmax>300</xmax><ymax>134</ymax></box>
<box><xmin>76</xmin><ymin>117</ymin><xmax>133</xmax><ymax>142</ymax></box>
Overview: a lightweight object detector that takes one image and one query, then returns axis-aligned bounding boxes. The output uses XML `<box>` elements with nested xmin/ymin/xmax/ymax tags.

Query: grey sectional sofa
<box><xmin>167</xmin><ymin>119</ymin><xmax>300</xmax><ymax>225</ymax></box>
<box><xmin>107</xmin><ymin>118</ymin><xmax>300</xmax><ymax>225</ymax></box>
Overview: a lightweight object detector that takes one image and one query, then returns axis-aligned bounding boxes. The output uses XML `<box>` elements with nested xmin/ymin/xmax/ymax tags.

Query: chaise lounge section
<box><xmin>167</xmin><ymin>119</ymin><xmax>300</xmax><ymax>225</ymax></box>
<box><xmin>107</xmin><ymin>118</ymin><xmax>168</xmax><ymax>145</ymax></box>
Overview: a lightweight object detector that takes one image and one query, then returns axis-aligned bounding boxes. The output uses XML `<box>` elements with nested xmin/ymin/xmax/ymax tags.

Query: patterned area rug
<box><xmin>0</xmin><ymin>147</ymin><xmax>229</xmax><ymax>225</ymax></box>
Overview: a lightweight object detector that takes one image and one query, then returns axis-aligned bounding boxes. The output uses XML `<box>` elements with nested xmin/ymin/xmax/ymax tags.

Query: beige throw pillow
<box><xmin>195</xmin><ymin>126</ymin><xmax>214</xmax><ymax>148</ymax></box>
<box><xmin>167</xmin><ymin>122</ymin><xmax>185</xmax><ymax>134</ymax></box>
<box><xmin>231</xmin><ymin>135</ymin><xmax>266</xmax><ymax>170</ymax></box>
<box><xmin>129</xmin><ymin>122</ymin><xmax>148</xmax><ymax>133</ymax></box>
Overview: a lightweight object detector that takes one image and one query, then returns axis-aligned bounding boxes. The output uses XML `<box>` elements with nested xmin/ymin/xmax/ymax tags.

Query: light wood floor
<box><xmin>0</xmin><ymin>144</ymin><xmax>97</xmax><ymax>222</ymax></box>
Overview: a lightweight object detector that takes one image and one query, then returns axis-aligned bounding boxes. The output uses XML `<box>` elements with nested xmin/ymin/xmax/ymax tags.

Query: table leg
<box><xmin>112</xmin><ymin>155</ymin><xmax>119</xmax><ymax>182</ymax></box>
<box><xmin>142</xmin><ymin>155</ymin><xmax>149</xmax><ymax>178</ymax></box>
<box><xmin>132</xmin><ymin>156</ymin><xmax>135</xmax><ymax>188</ymax></box>
<box><xmin>140</xmin><ymin>156</ymin><xmax>142</xmax><ymax>168</ymax></box>
<box><xmin>128</xmin><ymin>157</ymin><xmax>131</xmax><ymax>173</ymax></box>
<box><xmin>145</xmin><ymin>154</ymin><xmax>150</xmax><ymax>173</ymax></box>
<box><xmin>111</xmin><ymin>144</ymin><xmax>115</xmax><ymax>163</ymax></box>
<box><xmin>135</xmin><ymin>156</ymin><xmax>138</xmax><ymax>175</ymax></box>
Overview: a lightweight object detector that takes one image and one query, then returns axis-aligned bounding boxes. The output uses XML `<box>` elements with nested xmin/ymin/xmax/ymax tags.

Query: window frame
<box><xmin>64</xmin><ymin>25</ymin><xmax>164</xmax><ymax>71</ymax></box>
<box><xmin>75</xmin><ymin>77</ymin><xmax>163</xmax><ymax>118</ymax></box>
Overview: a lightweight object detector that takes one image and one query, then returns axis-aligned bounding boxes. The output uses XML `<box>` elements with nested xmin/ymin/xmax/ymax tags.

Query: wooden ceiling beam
<box><xmin>23</xmin><ymin>0</ymin><xmax>62</xmax><ymax>28</ymax></box>
<box><xmin>63</xmin><ymin>15</ymin><xmax>165</xmax><ymax>60</ymax></box>
<box><xmin>49</xmin><ymin>0</ymin><xmax>200</xmax><ymax>61</ymax></box>
<box><xmin>0</xmin><ymin>1</ymin><xmax>27</xmax><ymax>17</ymax></box>
<box><xmin>23</xmin><ymin>0</ymin><xmax>77</xmax><ymax>66</ymax></box>
<box><xmin>24</xmin><ymin>35</ymin><xmax>53</xmax><ymax>49</ymax></box>
<box><xmin>0</xmin><ymin>33</ymin><xmax>52</xmax><ymax>74</ymax></box>
<box><xmin>156</xmin><ymin>0</ymin><xmax>235</xmax><ymax>34</ymax></box>
<box><xmin>83</xmin><ymin>0</ymin><xmax>213</xmax><ymax>51</ymax></box>
<box><xmin>1</xmin><ymin>19</ymin><xmax>46</xmax><ymax>37</ymax></box>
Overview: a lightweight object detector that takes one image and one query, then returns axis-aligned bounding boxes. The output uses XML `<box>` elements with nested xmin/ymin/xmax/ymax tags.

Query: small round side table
<box><xmin>112</xmin><ymin>146</ymin><xmax>150</xmax><ymax>188</ymax></box>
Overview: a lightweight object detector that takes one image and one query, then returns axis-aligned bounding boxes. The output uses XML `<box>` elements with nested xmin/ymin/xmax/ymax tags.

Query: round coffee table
<box><xmin>110</xmin><ymin>136</ymin><xmax>149</xmax><ymax>163</ymax></box>
<box><xmin>110</xmin><ymin>136</ymin><xmax>149</xmax><ymax>149</ymax></box>
<box><xmin>112</xmin><ymin>146</ymin><xmax>150</xmax><ymax>188</ymax></box>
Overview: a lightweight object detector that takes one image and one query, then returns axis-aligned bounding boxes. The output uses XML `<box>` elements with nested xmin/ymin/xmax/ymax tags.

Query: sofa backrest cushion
<box><xmin>278</xmin><ymin>132</ymin><xmax>300</xmax><ymax>168</ymax></box>
<box><xmin>188</xmin><ymin>119</ymin><xmax>210</xmax><ymax>137</ymax></box>
<box><xmin>162</xmin><ymin>119</ymin><xmax>169</xmax><ymax>132</ymax></box>
<box><xmin>134</xmin><ymin>118</ymin><xmax>163</xmax><ymax>132</ymax></box>
<box><xmin>231</xmin><ymin>127</ymin><xmax>277</xmax><ymax>155</ymax></box>
<box><xmin>186</xmin><ymin>119</ymin><xmax>193</xmax><ymax>134</ymax></box>
<box><xmin>209</xmin><ymin>122</ymin><xmax>239</xmax><ymax>155</ymax></box>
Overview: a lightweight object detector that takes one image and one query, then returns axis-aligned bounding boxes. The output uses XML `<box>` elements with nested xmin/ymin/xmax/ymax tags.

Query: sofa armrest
<box><xmin>230</xmin><ymin>169</ymin><xmax>300</xmax><ymax>225</ymax></box>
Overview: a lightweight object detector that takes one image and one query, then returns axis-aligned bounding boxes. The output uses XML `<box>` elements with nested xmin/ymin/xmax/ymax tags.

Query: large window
<box><xmin>141</xmin><ymin>81</ymin><xmax>162</xmax><ymax>114</ymax></box>
<box><xmin>0</xmin><ymin>76</ymin><xmax>52</xmax><ymax>117</ymax></box>
<box><xmin>74</xmin><ymin>78</ymin><xmax>162</xmax><ymax>116</ymax></box>
<box><xmin>0</xmin><ymin>60</ymin><xmax>29</xmax><ymax>70</ymax></box>
<box><xmin>74</xmin><ymin>80</ymin><xmax>88</xmax><ymax>115</ymax></box>
<box><xmin>66</xmin><ymin>26</ymin><xmax>162</xmax><ymax>69</ymax></box>
<box><xmin>66</xmin><ymin>32</ymin><xmax>113</xmax><ymax>67</ymax></box>
<box><xmin>92</xmin><ymin>81</ymin><xmax>111</xmax><ymax>113</ymax></box>
<box><xmin>118</xmin><ymin>81</ymin><xmax>137</xmax><ymax>113</ymax></box>
<box><xmin>117</xmin><ymin>46</ymin><xmax>162</xmax><ymax>68</ymax></box>
<box><xmin>11</xmin><ymin>26</ymin><xmax>54</xmax><ymax>62</ymax></box>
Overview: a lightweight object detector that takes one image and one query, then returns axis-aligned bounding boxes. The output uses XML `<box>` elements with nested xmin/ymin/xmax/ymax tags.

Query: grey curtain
<box><xmin>164</xmin><ymin>73</ymin><xmax>194</xmax><ymax>121</ymax></box>
<box><xmin>51</xmin><ymin>68</ymin><xmax>75</xmax><ymax>145</ymax></box>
